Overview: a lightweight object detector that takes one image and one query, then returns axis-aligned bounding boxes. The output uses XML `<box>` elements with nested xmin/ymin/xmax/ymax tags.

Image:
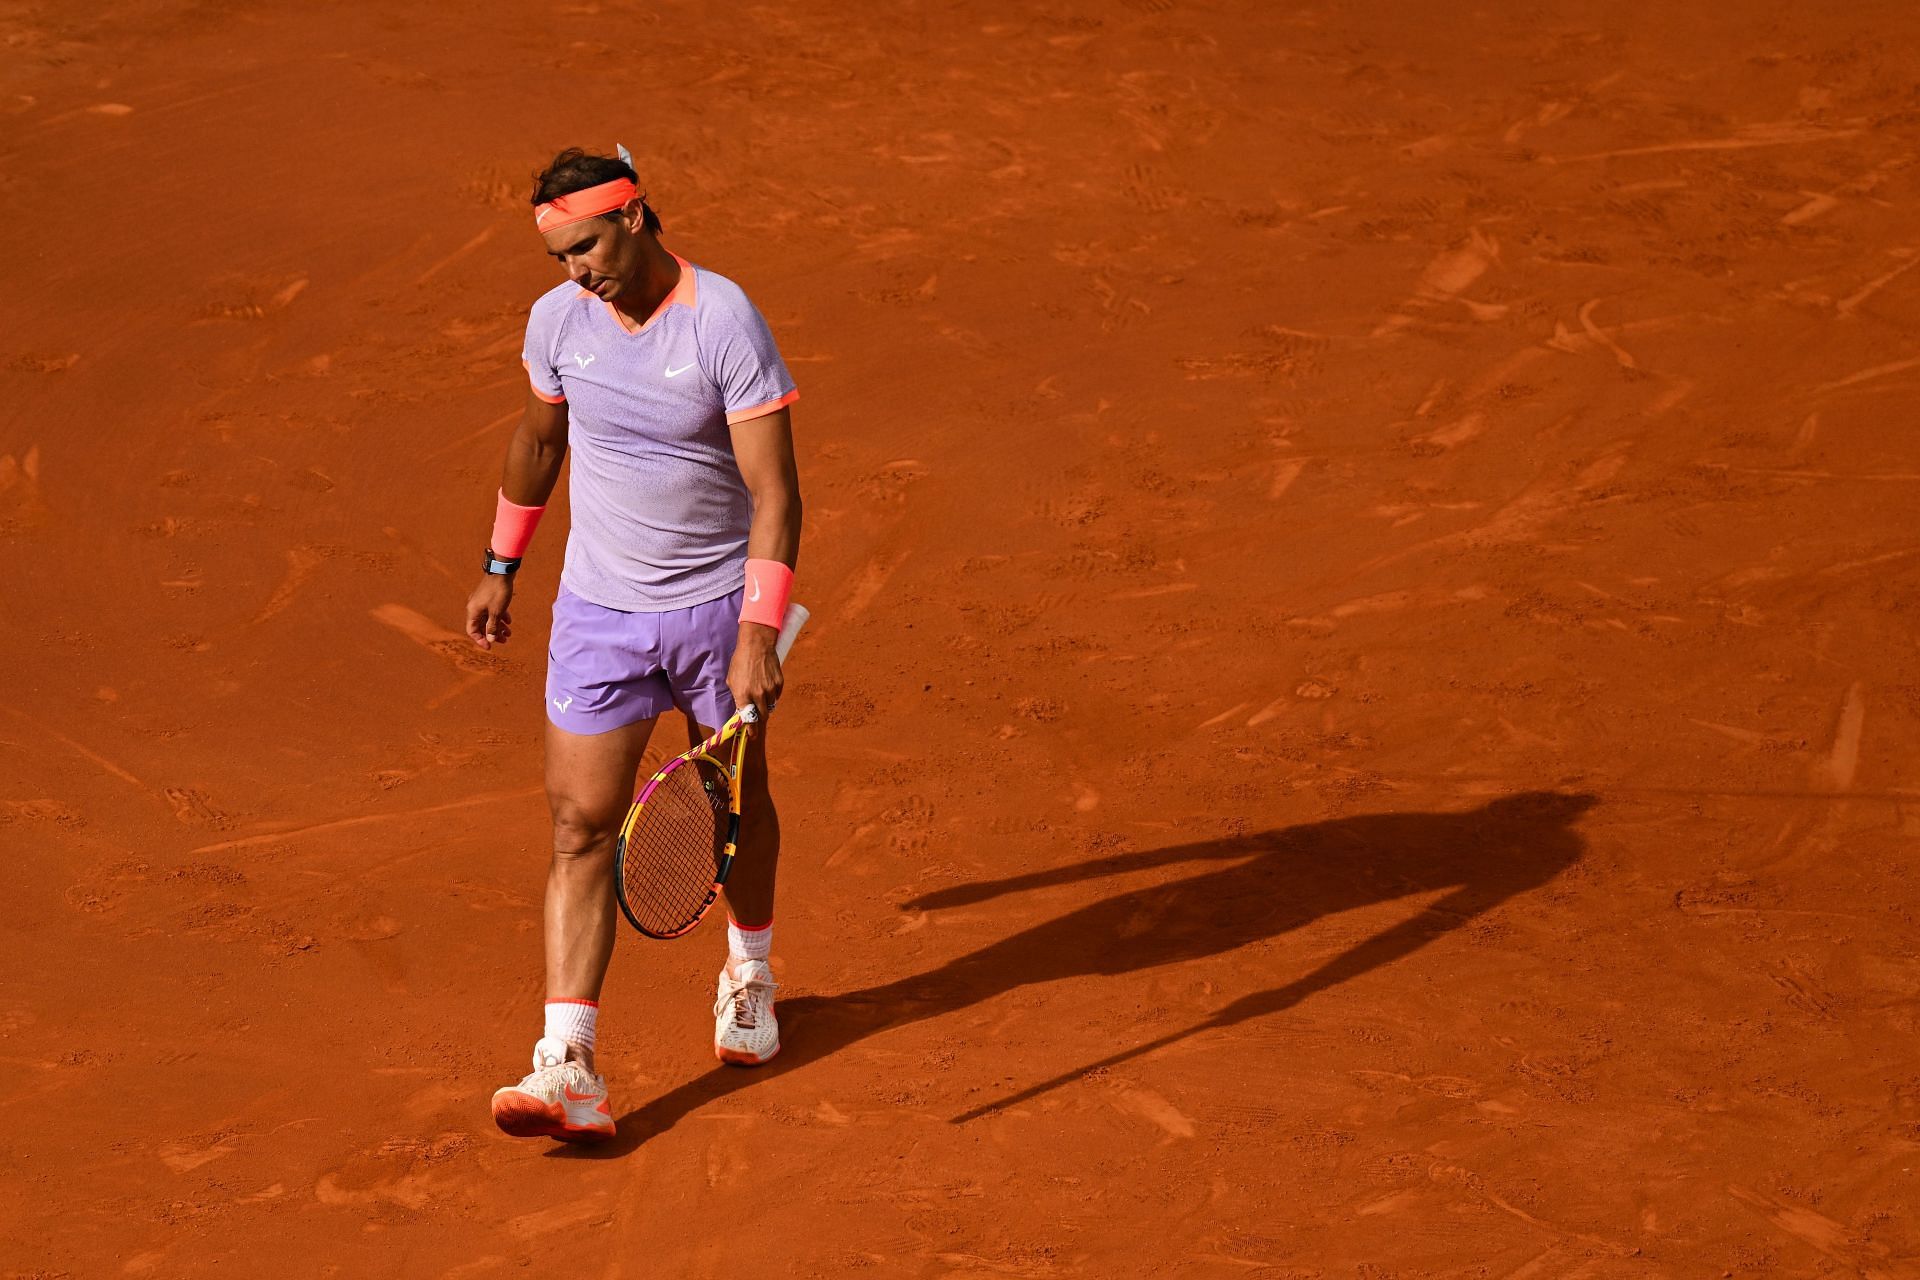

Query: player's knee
<box><xmin>549</xmin><ymin>799</ymin><xmax>619</xmax><ymax>862</ymax></box>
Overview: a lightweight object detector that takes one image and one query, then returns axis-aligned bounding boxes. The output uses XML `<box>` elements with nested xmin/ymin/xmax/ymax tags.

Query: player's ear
<box><xmin>620</xmin><ymin>200</ymin><xmax>647</xmax><ymax>234</ymax></box>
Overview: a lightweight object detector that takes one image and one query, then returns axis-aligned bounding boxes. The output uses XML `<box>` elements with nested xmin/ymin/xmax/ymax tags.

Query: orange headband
<box><xmin>534</xmin><ymin>177</ymin><xmax>638</xmax><ymax>234</ymax></box>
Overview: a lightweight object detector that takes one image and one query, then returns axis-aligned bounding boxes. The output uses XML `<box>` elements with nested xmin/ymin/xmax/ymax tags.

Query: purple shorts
<box><xmin>545</xmin><ymin>585</ymin><xmax>742</xmax><ymax>733</ymax></box>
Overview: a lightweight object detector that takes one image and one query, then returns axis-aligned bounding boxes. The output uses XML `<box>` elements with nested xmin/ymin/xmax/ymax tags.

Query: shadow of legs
<box><xmin>556</xmin><ymin>792</ymin><xmax>1594</xmax><ymax>1156</ymax></box>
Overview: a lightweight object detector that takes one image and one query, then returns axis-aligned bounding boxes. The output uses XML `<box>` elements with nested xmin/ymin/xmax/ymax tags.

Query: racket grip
<box><xmin>774</xmin><ymin>602</ymin><xmax>810</xmax><ymax>663</ymax></box>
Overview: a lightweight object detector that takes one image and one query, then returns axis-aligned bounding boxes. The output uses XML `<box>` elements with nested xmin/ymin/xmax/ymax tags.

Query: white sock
<box><xmin>728</xmin><ymin>917</ymin><xmax>772</xmax><ymax>964</ymax></box>
<box><xmin>544</xmin><ymin>999</ymin><xmax>598</xmax><ymax>1058</ymax></box>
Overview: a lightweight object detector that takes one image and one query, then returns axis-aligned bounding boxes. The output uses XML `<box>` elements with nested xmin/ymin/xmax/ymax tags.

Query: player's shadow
<box><xmin>559</xmin><ymin>790</ymin><xmax>1593</xmax><ymax>1158</ymax></box>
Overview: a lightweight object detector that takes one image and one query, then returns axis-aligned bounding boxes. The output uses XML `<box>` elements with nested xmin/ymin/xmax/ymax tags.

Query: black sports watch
<box><xmin>482</xmin><ymin>548</ymin><xmax>523</xmax><ymax>576</ymax></box>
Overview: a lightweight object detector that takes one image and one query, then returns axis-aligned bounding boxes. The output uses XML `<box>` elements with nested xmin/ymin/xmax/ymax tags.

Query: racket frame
<box><xmin>613</xmin><ymin>712</ymin><xmax>751</xmax><ymax>939</ymax></box>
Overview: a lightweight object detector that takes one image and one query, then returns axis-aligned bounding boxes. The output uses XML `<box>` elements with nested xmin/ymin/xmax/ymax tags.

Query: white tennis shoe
<box><xmin>714</xmin><ymin>960</ymin><xmax>780</xmax><ymax>1065</ymax></box>
<box><xmin>491</xmin><ymin>1035</ymin><xmax>615</xmax><ymax>1142</ymax></box>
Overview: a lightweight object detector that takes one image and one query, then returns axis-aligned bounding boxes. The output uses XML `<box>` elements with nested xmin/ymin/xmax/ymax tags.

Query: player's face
<box><xmin>542</xmin><ymin>208</ymin><xmax>643</xmax><ymax>301</ymax></box>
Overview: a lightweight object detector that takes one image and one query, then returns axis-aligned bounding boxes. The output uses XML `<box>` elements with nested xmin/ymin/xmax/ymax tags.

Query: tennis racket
<box><xmin>613</xmin><ymin>602</ymin><xmax>809</xmax><ymax>939</ymax></box>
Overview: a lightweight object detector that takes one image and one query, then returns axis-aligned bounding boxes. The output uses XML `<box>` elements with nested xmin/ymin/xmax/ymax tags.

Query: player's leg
<box><xmin>492</xmin><ymin>713</ymin><xmax>655</xmax><ymax>1143</ymax></box>
<box><xmin>493</xmin><ymin>588</ymin><xmax>668</xmax><ymax>1142</ymax></box>
<box><xmin>709</xmin><ymin>722</ymin><xmax>782</xmax><ymax>1066</ymax></box>
<box><xmin>661</xmin><ymin>586</ymin><xmax>785</xmax><ymax>1065</ymax></box>
<box><xmin>492</xmin><ymin>714</ymin><xmax>654</xmax><ymax>1143</ymax></box>
<box><xmin>542</xmin><ymin>712</ymin><xmax>658</xmax><ymax>1065</ymax></box>
<box><xmin>535</xmin><ymin>587</ymin><xmax>672</xmax><ymax>1072</ymax></box>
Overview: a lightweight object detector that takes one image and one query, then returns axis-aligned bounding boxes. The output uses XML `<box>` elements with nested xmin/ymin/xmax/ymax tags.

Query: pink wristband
<box><xmin>491</xmin><ymin>491</ymin><xmax>545</xmax><ymax>557</ymax></box>
<box><xmin>739</xmin><ymin>558</ymin><xmax>793</xmax><ymax>629</ymax></box>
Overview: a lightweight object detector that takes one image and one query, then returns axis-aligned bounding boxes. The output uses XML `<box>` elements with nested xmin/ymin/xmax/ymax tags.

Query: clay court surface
<box><xmin>7</xmin><ymin>0</ymin><xmax>1920</xmax><ymax>1274</ymax></box>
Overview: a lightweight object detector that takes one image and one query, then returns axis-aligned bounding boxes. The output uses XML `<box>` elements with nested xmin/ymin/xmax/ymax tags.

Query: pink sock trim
<box><xmin>491</xmin><ymin>490</ymin><xmax>546</xmax><ymax>557</ymax></box>
<box><xmin>727</xmin><ymin>917</ymin><xmax>772</xmax><ymax>932</ymax></box>
<box><xmin>544</xmin><ymin>997</ymin><xmax>599</xmax><ymax>1007</ymax></box>
<box><xmin>739</xmin><ymin>558</ymin><xmax>793</xmax><ymax>630</ymax></box>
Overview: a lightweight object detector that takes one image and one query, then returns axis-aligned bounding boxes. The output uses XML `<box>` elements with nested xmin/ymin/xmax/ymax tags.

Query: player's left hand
<box><xmin>728</xmin><ymin>624</ymin><xmax>784</xmax><ymax>729</ymax></box>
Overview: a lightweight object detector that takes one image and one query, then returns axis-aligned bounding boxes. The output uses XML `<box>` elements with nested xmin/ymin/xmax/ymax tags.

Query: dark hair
<box><xmin>532</xmin><ymin>148</ymin><xmax>662</xmax><ymax>236</ymax></box>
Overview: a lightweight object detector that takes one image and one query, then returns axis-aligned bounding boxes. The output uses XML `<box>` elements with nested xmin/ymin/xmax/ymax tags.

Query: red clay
<box><xmin>5</xmin><ymin>1</ymin><xmax>1920</xmax><ymax>1275</ymax></box>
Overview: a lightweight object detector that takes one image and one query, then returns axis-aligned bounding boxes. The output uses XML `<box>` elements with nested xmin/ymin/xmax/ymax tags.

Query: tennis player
<box><xmin>464</xmin><ymin>147</ymin><xmax>802</xmax><ymax>1142</ymax></box>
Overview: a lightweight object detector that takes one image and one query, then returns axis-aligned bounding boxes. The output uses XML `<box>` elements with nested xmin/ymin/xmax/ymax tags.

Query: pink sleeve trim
<box><xmin>522</xmin><ymin>357</ymin><xmax>565</xmax><ymax>404</ymax></box>
<box><xmin>725</xmin><ymin>388</ymin><xmax>798</xmax><ymax>426</ymax></box>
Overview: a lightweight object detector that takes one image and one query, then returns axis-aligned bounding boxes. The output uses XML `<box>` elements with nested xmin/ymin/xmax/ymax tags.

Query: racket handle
<box><xmin>774</xmin><ymin>602</ymin><xmax>810</xmax><ymax>663</ymax></box>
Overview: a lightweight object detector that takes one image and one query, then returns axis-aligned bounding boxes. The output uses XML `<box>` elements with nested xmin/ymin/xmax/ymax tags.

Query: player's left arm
<box><xmin>728</xmin><ymin>406</ymin><xmax>801</xmax><ymax>718</ymax></box>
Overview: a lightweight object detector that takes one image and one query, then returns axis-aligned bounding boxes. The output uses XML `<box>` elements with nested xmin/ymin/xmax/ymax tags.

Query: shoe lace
<box><xmin>516</xmin><ymin>1061</ymin><xmax>560</xmax><ymax>1089</ymax></box>
<box><xmin>516</xmin><ymin>1055</ymin><xmax>597</xmax><ymax>1090</ymax></box>
<box><xmin>716</xmin><ymin>967</ymin><xmax>777</xmax><ymax>1029</ymax></box>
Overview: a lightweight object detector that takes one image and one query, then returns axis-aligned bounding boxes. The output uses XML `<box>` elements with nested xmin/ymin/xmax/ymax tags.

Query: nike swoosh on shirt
<box><xmin>664</xmin><ymin>362</ymin><xmax>695</xmax><ymax>377</ymax></box>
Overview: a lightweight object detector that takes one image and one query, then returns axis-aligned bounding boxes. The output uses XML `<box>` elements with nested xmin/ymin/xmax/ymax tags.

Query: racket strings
<box><xmin>620</xmin><ymin>757</ymin><xmax>730</xmax><ymax>935</ymax></box>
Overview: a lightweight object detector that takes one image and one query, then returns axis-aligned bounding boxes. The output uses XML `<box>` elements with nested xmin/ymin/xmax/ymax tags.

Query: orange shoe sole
<box><xmin>491</xmin><ymin>1090</ymin><xmax>614</xmax><ymax>1142</ymax></box>
<box><xmin>715</xmin><ymin>1040</ymin><xmax>781</xmax><ymax>1067</ymax></box>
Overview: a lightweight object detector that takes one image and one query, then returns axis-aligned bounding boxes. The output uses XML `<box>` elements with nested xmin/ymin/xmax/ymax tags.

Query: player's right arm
<box><xmin>465</xmin><ymin>386</ymin><xmax>570</xmax><ymax>650</ymax></box>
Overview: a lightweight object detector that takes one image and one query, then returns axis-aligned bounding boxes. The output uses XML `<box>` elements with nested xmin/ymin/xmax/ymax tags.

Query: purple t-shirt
<box><xmin>521</xmin><ymin>254</ymin><xmax>797</xmax><ymax>611</ymax></box>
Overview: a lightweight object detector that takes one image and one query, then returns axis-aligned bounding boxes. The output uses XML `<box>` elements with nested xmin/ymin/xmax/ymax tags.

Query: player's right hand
<box><xmin>466</xmin><ymin>576</ymin><xmax>515</xmax><ymax>649</ymax></box>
